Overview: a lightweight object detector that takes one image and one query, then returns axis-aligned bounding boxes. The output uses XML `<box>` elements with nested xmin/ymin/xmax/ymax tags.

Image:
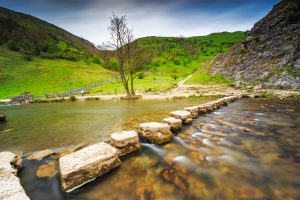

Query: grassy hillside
<box><xmin>0</xmin><ymin>7</ymin><xmax>100</xmax><ymax>61</ymax></box>
<box><xmin>0</xmin><ymin>7</ymin><xmax>245</xmax><ymax>98</ymax></box>
<box><xmin>0</xmin><ymin>32</ymin><xmax>244</xmax><ymax>98</ymax></box>
<box><xmin>94</xmin><ymin>32</ymin><xmax>245</xmax><ymax>95</ymax></box>
<box><xmin>0</xmin><ymin>46</ymin><xmax>116</xmax><ymax>98</ymax></box>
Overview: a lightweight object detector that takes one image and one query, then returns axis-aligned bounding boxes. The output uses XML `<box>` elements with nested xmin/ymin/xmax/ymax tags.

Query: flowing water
<box><xmin>1</xmin><ymin>97</ymin><xmax>300</xmax><ymax>200</ymax></box>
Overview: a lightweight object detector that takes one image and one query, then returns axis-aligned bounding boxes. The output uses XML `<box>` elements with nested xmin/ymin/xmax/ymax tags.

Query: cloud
<box><xmin>1</xmin><ymin>0</ymin><xmax>279</xmax><ymax>44</ymax></box>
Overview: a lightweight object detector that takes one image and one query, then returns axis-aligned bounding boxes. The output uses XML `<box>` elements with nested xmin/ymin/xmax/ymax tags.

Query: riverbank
<box><xmin>0</xmin><ymin>84</ymin><xmax>299</xmax><ymax>104</ymax></box>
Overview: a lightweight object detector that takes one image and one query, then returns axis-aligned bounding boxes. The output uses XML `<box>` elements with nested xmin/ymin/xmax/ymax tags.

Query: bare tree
<box><xmin>126</xmin><ymin>41</ymin><xmax>152</xmax><ymax>95</ymax></box>
<box><xmin>107</xmin><ymin>14</ymin><xmax>151</xmax><ymax>97</ymax></box>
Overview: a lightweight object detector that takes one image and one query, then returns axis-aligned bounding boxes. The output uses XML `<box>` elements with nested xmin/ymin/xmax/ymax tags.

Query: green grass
<box><xmin>0</xmin><ymin>46</ymin><xmax>116</xmax><ymax>98</ymax></box>
<box><xmin>0</xmin><ymin>32</ymin><xmax>245</xmax><ymax>98</ymax></box>
<box><xmin>186</xmin><ymin>68</ymin><xmax>232</xmax><ymax>85</ymax></box>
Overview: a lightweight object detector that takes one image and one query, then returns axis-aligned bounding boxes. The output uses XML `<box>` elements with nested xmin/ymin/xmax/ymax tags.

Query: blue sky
<box><xmin>0</xmin><ymin>0</ymin><xmax>279</xmax><ymax>44</ymax></box>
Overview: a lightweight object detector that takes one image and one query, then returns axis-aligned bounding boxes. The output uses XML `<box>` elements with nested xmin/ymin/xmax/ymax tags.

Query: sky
<box><xmin>0</xmin><ymin>0</ymin><xmax>279</xmax><ymax>45</ymax></box>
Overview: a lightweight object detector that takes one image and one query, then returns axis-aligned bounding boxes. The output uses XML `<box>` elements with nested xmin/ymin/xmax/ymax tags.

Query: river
<box><xmin>1</xmin><ymin>97</ymin><xmax>300</xmax><ymax>199</ymax></box>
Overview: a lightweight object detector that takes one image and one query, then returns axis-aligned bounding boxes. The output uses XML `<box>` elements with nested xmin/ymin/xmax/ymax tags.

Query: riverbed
<box><xmin>1</xmin><ymin>97</ymin><xmax>300</xmax><ymax>200</ymax></box>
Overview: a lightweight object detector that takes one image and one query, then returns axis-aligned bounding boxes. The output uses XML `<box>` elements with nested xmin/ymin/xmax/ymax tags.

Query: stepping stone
<box><xmin>170</xmin><ymin>110</ymin><xmax>193</xmax><ymax>125</ymax></box>
<box><xmin>26</xmin><ymin>149</ymin><xmax>53</xmax><ymax>160</ymax></box>
<box><xmin>138</xmin><ymin>122</ymin><xmax>172</xmax><ymax>144</ymax></box>
<box><xmin>111</xmin><ymin>131</ymin><xmax>141</xmax><ymax>156</ymax></box>
<box><xmin>0</xmin><ymin>152</ymin><xmax>30</xmax><ymax>200</ymax></box>
<box><xmin>184</xmin><ymin>107</ymin><xmax>199</xmax><ymax>118</ymax></box>
<box><xmin>163</xmin><ymin>117</ymin><xmax>182</xmax><ymax>131</ymax></box>
<box><xmin>196</xmin><ymin>105</ymin><xmax>208</xmax><ymax>114</ymax></box>
<box><xmin>59</xmin><ymin>142</ymin><xmax>121</xmax><ymax>191</ymax></box>
<box><xmin>202</xmin><ymin>104</ymin><xmax>214</xmax><ymax>112</ymax></box>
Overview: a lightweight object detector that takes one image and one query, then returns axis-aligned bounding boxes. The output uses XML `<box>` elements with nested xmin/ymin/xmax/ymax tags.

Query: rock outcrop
<box><xmin>59</xmin><ymin>142</ymin><xmax>121</xmax><ymax>191</ymax></box>
<box><xmin>0</xmin><ymin>151</ymin><xmax>30</xmax><ymax>200</ymax></box>
<box><xmin>209</xmin><ymin>0</ymin><xmax>300</xmax><ymax>88</ymax></box>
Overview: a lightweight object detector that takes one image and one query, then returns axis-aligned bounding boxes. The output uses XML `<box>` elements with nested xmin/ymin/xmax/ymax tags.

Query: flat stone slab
<box><xmin>26</xmin><ymin>149</ymin><xmax>53</xmax><ymax>160</ymax></box>
<box><xmin>59</xmin><ymin>142</ymin><xmax>121</xmax><ymax>191</ymax></box>
<box><xmin>111</xmin><ymin>131</ymin><xmax>141</xmax><ymax>156</ymax></box>
<box><xmin>163</xmin><ymin>117</ymin><xmax>182</xmax><ymax>131</ymax></box>
<box><xmin>138</xmin><ymin>122</ymin><xmax>172</xmax><ymax>144</ymax></box>
<box><xmin>170</xmin><ymin>110</ymin><xmax>192</xmax><ymax>120</ymax></box>
<box><xmin>139</xmin><ymin>122</ymin><xmax>171</xmax><ymax>134</ymax></box>
<box><xmin>0</xmin><ymin>151</ymin><xmax>30</xmax><ymax>200</ymax></box>
<box><xmin>184</xmin><ymin>107</ymin><xmax>198</xmax><ymax>118</ymax></box>
<box><xmin>111</xmin><ymin>131</ymin><xmax>138</xmax><ymax>147</ymax></box>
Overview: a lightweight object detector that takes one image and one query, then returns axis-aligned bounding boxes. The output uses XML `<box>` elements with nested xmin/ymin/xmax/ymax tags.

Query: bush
<box><xmin>7</xmin><ymin>41</ymin><xmax>20</xmax><ymax>51</ymax></box>
<box><xmin>173</xmin><ymin>59</ymin><xmax>181</xmax><ymax>65</ymax></box>
<box><xmin>137</xmin><ymin>72</ymin><xmax>145</xmax><ymax>79</ymax></box>
<box><xmin>171</xmin><ymin>74</ymin><xmax>179</xmax><ymax>80</ymax></box>
<box><xmin>70</xmin><ymin>96</ymin><xmax>76</xmax><ymax>102</ymax></box>
<box><xmin>23</xmin><ymin>55</ymin><xmax>32</xmax><ymax>61</ymax></box>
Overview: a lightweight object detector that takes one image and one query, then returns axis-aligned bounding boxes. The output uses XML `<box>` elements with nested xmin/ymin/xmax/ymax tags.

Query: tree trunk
<box><xmin>119</xmin><ymin>71</ymin><xmax>131</xmax><ymax>97</ymax></box>
<box><xmin>130</xmin><ymin>74</ymin><xmax>135</xmax><ymax>96</ymax></box>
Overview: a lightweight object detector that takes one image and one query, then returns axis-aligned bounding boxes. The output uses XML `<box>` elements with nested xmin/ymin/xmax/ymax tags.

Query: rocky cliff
<box><xmin>209</xmin><ymin>0</ymin><xmax>300</xmax><ymax>89</ymax></box>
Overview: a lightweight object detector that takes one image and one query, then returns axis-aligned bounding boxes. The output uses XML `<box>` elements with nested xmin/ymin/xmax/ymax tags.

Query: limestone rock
<box><xmin>0</xmin><ymin>151</ymin><xmax>30</xmax><ymax>200</ymax></box>
<box><xmin>184</xmin><ymin>107</ymin><xmax>198</xmax><ymax>118</ymax></box>
<box><xmin>170</xmin><ymin>110</ymin><xmax>193</xmax><ymax>125</ymax></box>
<box><xmin>59</xmin><ymin>142</ymin><xmax>121</xmax><ymax>191</ymax></box>
<box><xmin>0</xmin><ymin>113</ymin><xmax>6</xmax><ymax>122</ymax></box>
<box><xmin>161</xmin><ymin>168</ymin><xmax>188</xmax><ymax>190</ymax></box>
<box><xmin>163</xmin><ymin>117</ymin><xmax>182</xmax><ymax>131</ymax></box>
<box><xmin>111</xmin><ymin>131</ymin><xmax>141</xmax><ymax>156</ymax></box>
<box><xmin>138</xmin><ymin>122</ymin><xmax>172</xmax><ymax>144</ymax></box>
<box><xmin>209</xmin><ymin>0</ymin><xmax>300</xmax><ymax>89</ymax></box>
<box><xmin>53</xmin><ymin>144</ymin><xmax>87</xmax><ymax>159</ymax></box>
<box><xmin>26</xmin><ymin>149</ymin><xmax>53</xmax><ymax>160</ymax></box>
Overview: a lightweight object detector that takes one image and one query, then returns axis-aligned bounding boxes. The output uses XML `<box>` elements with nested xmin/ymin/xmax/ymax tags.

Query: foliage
<box><xmin>69</xmin><ymin>96</ymin><xmax>76</xmax><ymax>102</ymax></box>
<box><xmin>0</xmin><ymin>7</ymin><xmax>100</xmax><ymax>62</ymax></box>
<box><xmin>137</xmin><ymin>72</ymin><xmax>145</xmax><ymax>79</ymax></box>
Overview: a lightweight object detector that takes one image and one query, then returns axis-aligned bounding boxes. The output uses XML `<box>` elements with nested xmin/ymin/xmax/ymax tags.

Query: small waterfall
<box><xmin>141</xmin><ymin>143</ymin><xmax>167</xmax><ymax>157</ymax></box>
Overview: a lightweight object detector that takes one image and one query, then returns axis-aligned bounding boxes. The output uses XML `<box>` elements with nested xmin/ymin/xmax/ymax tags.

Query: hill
<box><xmin>96</xmin><ymin>32</ymin><xmax>245</xmax><ymax>94</ymax></box>
<box><xmin>0</xmin><ymin>46</ymin><xmax>116</xmax><ymax>99</ymax></box>
<box><xmin>0</xmin><ymin>7</ymin><xmax>245</xmax><ymax>98</ymax></box>
<box><xmin>0</xmin><ymin>7</ymin><xmax>100</xmax><ymax>61</ymax></box>
<box><xmin>205</xmin><ymin>0</ymin><xmax>300</xmax><ymax>89</ymax></box>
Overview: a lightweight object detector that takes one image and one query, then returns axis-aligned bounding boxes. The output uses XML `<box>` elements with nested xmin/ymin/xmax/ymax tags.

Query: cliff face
<box><xmin>209</xmin><ymin>0</ymin><xmax>300</xmax><ymax>88</ymax></box>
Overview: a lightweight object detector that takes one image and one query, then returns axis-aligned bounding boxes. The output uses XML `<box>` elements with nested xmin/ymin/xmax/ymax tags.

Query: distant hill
<box><xmin>0</xmin><ymin>7</ymin><xmax>100</xmax><ymax>61</ymax></box>
<box><xmin>103</xmin><ymin>32</ymin><xmax>245</xmax><ymax>77</ymax></box>
<box><xmin>208</xmin><ymin>0</ymin><xmax>300</xmax><ymax>88</ymax></box>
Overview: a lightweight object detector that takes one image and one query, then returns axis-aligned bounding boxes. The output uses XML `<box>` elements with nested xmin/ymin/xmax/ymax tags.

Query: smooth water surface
<box><xmin>0</xmin><ymin>97</ymin><xmax>218</xmax><ymax>152</ymax></box>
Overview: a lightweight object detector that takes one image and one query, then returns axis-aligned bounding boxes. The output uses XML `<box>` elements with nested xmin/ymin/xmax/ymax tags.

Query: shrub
<box><xmin>137</xmin><ymin>72</ymin><xmax>145</xmax><ymax>79</ymax></box>
<box><xmin>23</xmin><ymin>55</ymin><xmax>32</xmax><ymax>61</ymax></box>
<box><xmin>7</xmin><ymin>41</ymin><xmax>20</xmax><ymax>51</ymax></box>
<box><xmin>70</xmin><ymin>96</ymin><xmax>76</xmax><ymax>102</ymax></box>
<box><xmin>171</xmin><ymin>74</ymin><xmax>179</xmax><ymax>80</ymax></box>
<box><xmin>173</xmin><ymin>59</ymin><xmax>181</xmax><ymax>65</ymax></box>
